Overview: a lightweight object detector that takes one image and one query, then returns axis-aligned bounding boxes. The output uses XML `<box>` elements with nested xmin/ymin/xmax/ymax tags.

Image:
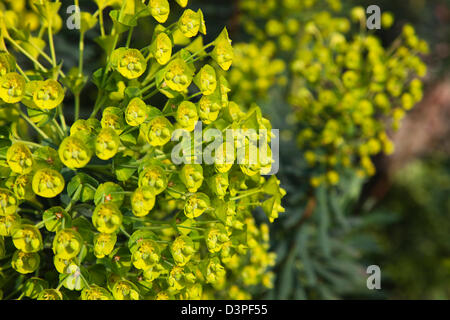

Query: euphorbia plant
<box><xmin>0</xmin><ymin>0</ymin><xmax>285</xmax><ymax>300</ymax></box>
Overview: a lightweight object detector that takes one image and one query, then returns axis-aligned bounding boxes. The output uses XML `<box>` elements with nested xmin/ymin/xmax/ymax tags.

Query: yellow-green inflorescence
<box><xmin>236</xmin><ymin>0</ymin><xmax>428</xmax><ymax>187</ymax></box>
<box><xmin>0</xmin><ymin>0</ymin><xmax>284</xmax><ymax>300</ymax></box>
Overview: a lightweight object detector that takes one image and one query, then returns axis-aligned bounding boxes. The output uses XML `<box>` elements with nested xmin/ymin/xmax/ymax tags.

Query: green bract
<box><xmin>12</xmin><ymin>224</ymin><xmax>43</xmax><ymax>253</ymax></box>
<box><xmin>58</xmin><ymin>135</ymin><xmax>93</xmax><ymax>169</ymax></box>
<box><xmin>52</xmin><ymin>228</ymin><xmax>83</xmax><ymax>259</ymax></box>
<box><xmin>92</xmin><ymin>202</ymin><xmax>123</xmax><ymax>234</ymax></box>
<box><xmin>0</xmin><ymin>188</ymin><xmax>18</xmax><ymax>216</ymax></box>
<box><xmin>0</xmin><ymin>72</ymin><xmax>26</xmax><ymax>104</ymax></box>
<box><xmin>32</xmin><ymin>79</ymin><xmax>64</xmax><ymax>110</ymax></box>
<box><xmin>95</xmin><ymin>128</ymin><xmax>120</xmax><ymax>160</ymax></box>
<box><xmin>11</xmin><ymin>250</ymin><xmax>40</xmax><ymax>274</ymax></box>
<box><xmin>138</xmin><ymin>165</ymin><xmax>168</xmax><ymax>195</ymax></box>
<box><xmin>112</xmin><ymin>48</ymin><xmax>147</xmax><ymax>79</ymax></box>
<box><xmin>163</xmin><ymin>58</ymin><xmax>194</xmax><ymax>92</ymax></box>
<box><xmin>125</xmin><ymin>97</ymin><xmax>147</xmax><ymax>126</ymax></box>
<box><xmin>178</xmin><ymin>9</ymin><xmax>206</xmax><ymax>38</ymax></box>
<box><xmin>32</xmin><ymin>168</ymin><xmax>65</xmax><ymax>198</ymax></box>
<box><xmin>7</xmin><ymin>143</ymin><xmax>33</xmax><ymax>174</ymax></box>
<box><xmin>184</xmin><ymin>192</ymin><xmax>210</xmax><ymax>219</ymax></box>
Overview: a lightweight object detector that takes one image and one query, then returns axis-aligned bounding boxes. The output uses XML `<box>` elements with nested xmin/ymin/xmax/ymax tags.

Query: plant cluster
<box><xmin>232</xmin><ymin>0</ymin><xmax>429</xmax><ymax>300</ymax></box>
<box><xmin>227</xmin><ymin>41</ymin><xmax>286</xmax><ymax>107</ymax></box>
<box><xmin>237</xmin><ymin>0</ymin><xmax>428</xmax><ymax>187</ymax></box>
<box><xmin>0</xmin><ymin>0</ymin><xmax>285</xmax><ymax>300</ymax></box>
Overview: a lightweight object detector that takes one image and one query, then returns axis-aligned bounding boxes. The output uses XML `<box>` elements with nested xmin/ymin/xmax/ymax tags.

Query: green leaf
<box><xmin>91</xmin><ymin>68</ymin><xmax>105</xmax><ymax>89</ymax></box>
<box><xmin>94</xmin><ymin>182</ymin><xmax>124</xmax><ymax>206</ymax></box>
<box><xmin>147</xmin><ymin>106</ymin><xmax>164</xmax><ymax>119</ymax></box>
<box><xmin>94</xmin><ymin>35</ymin><xmax>118</xmax><ymax>56</ymax></box>
<box><xmin>124</xmin><ymin>86</ymin><xmax>141</xmax><ymax>100</ymax></box>
<box><xmin>119</xmin><ymin>130</ymin><xmax>139</xmax><ymax>148</ymax></box>
<box><xmin>26</xmin><ymin>107</ymin><xmax>56</xmax><ymax>127</ymax></box>
<box><xmin>72</xmin><ymin>216</ymin><xmax>95</xmax><ymax>244</ymax></box>
<box><xmin>113</xmin><ymin>155</ymin><xmax>137</xmax><ymax>182</ymax></box>
<box><xmin>109</xmin><ymin>10</ymin><xmax>133</xmax><ymax>33</ymax></box>
<box><xmin>316</xmin><ymin>186</ymin><xmax>331</xmax><ymax>258</ymax></box>
<box><xmin>67</xmin><ymin>173</ymin><xmax>98</xmax><ymax>203</ymax></box>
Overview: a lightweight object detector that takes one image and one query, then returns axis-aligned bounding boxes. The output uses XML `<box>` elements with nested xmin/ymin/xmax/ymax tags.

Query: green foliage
<box><xmin>363</xmin><ymin>156</ymin><xmax>450</xmax><ymax>299</ymax></box>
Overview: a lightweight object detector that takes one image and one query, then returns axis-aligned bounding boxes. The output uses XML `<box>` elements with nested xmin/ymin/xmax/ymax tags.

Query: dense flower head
<box><xmin>0</xmin><ymin>0</ymin><xmax>284</xmax><ymax>300</ymax></box>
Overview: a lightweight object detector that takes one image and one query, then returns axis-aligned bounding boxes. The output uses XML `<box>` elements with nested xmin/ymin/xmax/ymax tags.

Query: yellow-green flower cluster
<box><xmin>227</xmin><ymin>42</ymin><xmax>286</xmax><ymax>106</ymax></box>
<box><xmin>0</xmin><ymin>0</ymin><xmax>285</xmax><ymax>300</ymax></box>
<box><xmin>238</xmin><ymin>0</ymin><xmax>428</xmax><ymax>186</ymax></box>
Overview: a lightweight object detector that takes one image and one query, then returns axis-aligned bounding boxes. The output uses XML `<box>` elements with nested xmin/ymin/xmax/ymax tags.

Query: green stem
<box><xmin>18</xmin><ymin>109</ymin><xmax>51</xmax><ymax>140</ymax></box>
<box><xmin>176</xmin><ymin>225</ymin><xmax>205</xmax><ymax>231</ymax></box>
<box><xmin>79</xmin><ymin>32</ymin><xmax>85</xmax><ymax>76</ymax></box>
<box><xmin>52</xmin><ymin>118</ymin><xmax>65</xmax><ymax>139</ymax></box>
<box><xmin>126</xmin><ymin>27</ymin><xmax>134</xmax><ymax>48</ymax></box>
<box><xmin>185</xmin><ymin>42</ymin><xmax>214</xmax><ymax>63</ymax></box>
<box><xmin>229</xmin><ymin>188</ymin><xmax>263</xmax><ymax>201</ymax></box>
<box><xmin>90</xmin><ymin>92</ymin><xmax>107</xmax><ymax>118</ymax></box>
<box><xmin>65</xmin><ymin>185</ymin><xmax>82</xmax><ymax>212</ymax></box>
<box><xmin>138</xmin><ymin>81</ymin><xmax>157</xmax><ymax>96</ymax></box>
<box><xmin>5</xmin><ymin>36</ymin><xmax>47</xmax><ymax>72</ymax></box>
<box><xmin>143</xmin><ymin>88</ymin><xmax>160</xmax><ymax>100</ymax></box>
<box><xmin>80</xmin><ymin>273</ymin><xmax>91</xmax><ymax>289</ymax></box>
<box><xmin>58</xmin><ymin>105</ymin><xmax>68</xmax><ymax>134</ymax></box>
<box><xmin>12</xmin><ymin>139</ymin><xmax>42</xmax><ymax>148</ymax></box>
<box><xmin>56</xmin><ymin>275</ymin><xmax>69</xmax><ymax>290</ymax></box>
<box><xmin>74</xmin><ymin>94</ymin><xmax>80</xmax><ymax>122</ymax></box>
<box><xmin>98</xmin><ymin>9</ymin><xmax>105</xmax><ymax>36</ymax></box>
<box><xmin>120</xmin><ymin>226</ymin><xmax>131</xmax><ymax>238</ymax></box>
<box><xmin>167</xmin><ymin>187</ymin><xmax>187</xmax><ymax>196</ymax></box>
<box><xmin>188</xmin><ymin>92</ymin><xmax>202</xmax><ymax>100</ymax></box>
<box><xmin>24</xmin><ymin>36</ymin><xmax>66</xmax><ymax>79</ymax></box>
<box><xmin>47</xmin><ymin>22</ymin><xmax>57</xmax><ymax>69</ymax></box>
<box><xmin>15</xmin><ymin>63</ymin><xmax>30</xmax><ymax>81</ymax></box>
<box><xmin>35</xmin><ymin>215</ymin><xmax>57</xmax><ymax>229</ymax></box>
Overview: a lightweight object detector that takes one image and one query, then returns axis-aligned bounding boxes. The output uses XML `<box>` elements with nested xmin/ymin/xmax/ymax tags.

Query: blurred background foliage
<box><xmin>10</xmin><ymin>0</ymin><xmax>449</xmax><ymax>299</ymax></box>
